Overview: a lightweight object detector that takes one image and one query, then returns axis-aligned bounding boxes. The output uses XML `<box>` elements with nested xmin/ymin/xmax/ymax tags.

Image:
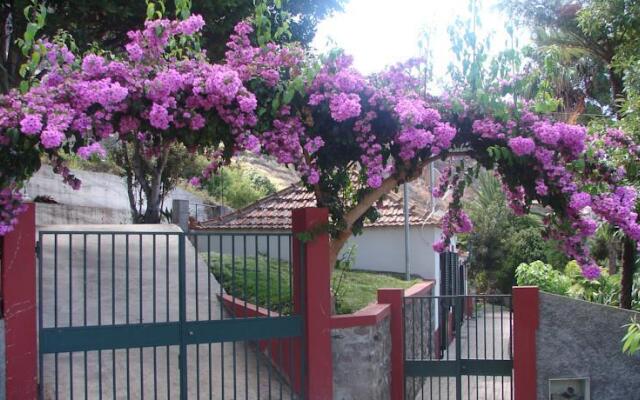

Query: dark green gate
<box><xmin>404</xmin><ymin>295</ymin><xmax>513</xmax><ymax>400</ymax></box>
<box><xmin>37</xmin><ymin>228</ymin><xmax>306</xmax><ymax>399</ymax></box>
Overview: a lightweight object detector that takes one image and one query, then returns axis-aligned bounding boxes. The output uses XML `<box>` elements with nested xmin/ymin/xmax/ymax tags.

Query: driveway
<box><xmin>38</xmin><ymin>224</ymin><xmax>293</xmax><ymax>399</ymax></box>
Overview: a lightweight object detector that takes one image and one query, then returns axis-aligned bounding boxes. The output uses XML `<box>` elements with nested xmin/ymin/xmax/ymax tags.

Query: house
<box><xmin>193</xmin><ymin>184</ymin><xmax>445</xmax><ymax>284</ymax></box>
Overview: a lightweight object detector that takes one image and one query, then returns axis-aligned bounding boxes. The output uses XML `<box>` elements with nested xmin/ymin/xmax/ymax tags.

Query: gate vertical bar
<box><xmin>455</xmin><ymin>296</ymin><xmax>462</xmax><ymax>400</ymax></box>
<box><xmin>178</xmin><ymin>234</ymin><xmax>188</xmax><ymax>400</ymax></box>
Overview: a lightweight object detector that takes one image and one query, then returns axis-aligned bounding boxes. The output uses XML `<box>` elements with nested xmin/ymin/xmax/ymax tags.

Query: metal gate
<box><xmin>404</xmin><ymin>295</ymin><xmax>513</xmax><ymax>400</ymax></box>
<box><xmin>37</xmin><ymin>228</ymin><xmax>306</xmax><ymax>399</ymax></box>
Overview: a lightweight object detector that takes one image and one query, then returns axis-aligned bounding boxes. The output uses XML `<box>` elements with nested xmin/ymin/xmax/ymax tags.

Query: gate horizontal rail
<box><xmin>40</xmin><ymin>316</ymin><xmax>302</xmax><ymax>353</ymax></box>
<box><xmin>405</xmin><ymin>360</ymin><xmax>513</xmax><ymax>377</ymax></box>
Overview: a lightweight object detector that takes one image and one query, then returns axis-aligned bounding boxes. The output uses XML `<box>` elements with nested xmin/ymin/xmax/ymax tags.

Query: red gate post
<box><xmin>1</xmin><ymin>203</ymin><xmax>37</xmax><ymax>400</ymax></box>
<box><xmin>292</xmin><ymin>208</ymin><xmax>333</xmax><ymax>400</ymax></box>
<box><xmin>377</xmin><ymin>288</ymin><xmax>404</xmax><ymax>400</ymax></box>
<box><xmin>512</xmin><ymin>286</ymin><xmax>539</xmax><ymax>400</ymax></box>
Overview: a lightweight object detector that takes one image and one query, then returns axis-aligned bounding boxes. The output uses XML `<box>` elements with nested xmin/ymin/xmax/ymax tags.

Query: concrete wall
<box><xmin>537</xmin><ymin>292</ymin><xmax>640</xmax><ymax>399</ymax></box>
<box><xmin>332</xmin><ymin>316</ymin><xmax>391</xmax><ymax>400</ymax></box>
<box><xmin>26</xmin><ymin>166</ymin><xmax>214</xmax><ymax>223</ymax></box>
<box><xmin>35</xmin><ymin>203</ymin><xmax>132</xmax><ymax>225</ymax></box>
<box><xmin>342</xmin><ymin>225</ymin><xmax>442</xmax><ymax>280</ymax></box>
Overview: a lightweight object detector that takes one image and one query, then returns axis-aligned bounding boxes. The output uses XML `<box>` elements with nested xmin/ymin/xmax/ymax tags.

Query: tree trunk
<box><xmin>607</xmin><ymin>241</ymin><xmax>618</xmax><ymax>275</ymax></box>
<box><xmin>140</xmin><ymin>147</ymin><xmax>170</xmax><ymax>224</ymax></box>
<box><xmin>142</xmin><ymin>168</ymin><xmax>163</xmax><ymax>224</ymax></box>
<box><xmin>124</xmin><ymin>143</ymin><xmax>171</xmax><ymax>224</ymax></box>
<box><xmin>122</xmin><ymin>143</ymin><xmax>143</xmax><ymax>223</ymax></box>
<box><xmin>609</xmin><ymin>66</ymin><xmax>625</xmax><ymax>110</ymax></box>
<box><xmin>620</xmin><ymin>236</ymin><xmax>636</xmax><ymax>309</ymax></box>
<box><xmin>324</xmin><ymin>156</ymin><xmax>448</xmax><ymax>268</ymax></box>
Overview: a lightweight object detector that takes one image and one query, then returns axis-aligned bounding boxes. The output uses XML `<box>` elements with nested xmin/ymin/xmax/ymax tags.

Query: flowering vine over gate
<box><xmin>2</xmin><ymin>6</ymin><xmax>640</xmax><ymax>285</ymax></box>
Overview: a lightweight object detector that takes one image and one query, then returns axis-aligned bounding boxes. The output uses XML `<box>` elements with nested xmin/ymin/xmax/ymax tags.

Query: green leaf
<box><xmin>31</xmin><ymin>51</ymin><xmax>40</xmax><ymax>66</ymax></box>
<box><xmin>271</xmin><ymin>95</ymin><xmax>281</xmax><ymax>113</ymax></box>
<box><xmin>146</xmin><ymin>3</ymin><xmax>156</xmax><ymax>20</ymax></box>
<box><xmin>19</xmin><ymin>81</ymin><xmax>30</xmax><ymax>94</ymax></box>
<box><xmin>283</xmin><ymin>87</ymin><xmax>295</xmax><ymax>104</ymax></box>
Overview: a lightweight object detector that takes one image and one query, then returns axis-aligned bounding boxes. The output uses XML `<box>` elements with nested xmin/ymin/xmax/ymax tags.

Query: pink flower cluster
<box><xmin>0</xmin><ymin>188</ymin><xmax>28</xmax><ymax>236</ymax></box>
<box><xmin>77</xmin><ymin>142</ymin><xmax>107</xmax><ymax>160</ymax></box>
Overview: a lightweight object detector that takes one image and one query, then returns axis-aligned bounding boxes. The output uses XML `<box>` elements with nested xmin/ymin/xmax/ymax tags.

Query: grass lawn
<box><xmin>208</xmin><ymin>252</ymin><xmax>421</xmax><ymax>315</ymax></box>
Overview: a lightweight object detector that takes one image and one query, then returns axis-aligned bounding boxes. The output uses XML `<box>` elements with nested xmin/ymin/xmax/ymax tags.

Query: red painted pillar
<box><xmin>378</xmin><ymin>288</ymin><xmax>404</xmax><ymax>400</ymax></box>
<box><xmin>292</xmin><ymin>208</ymin><xmax>333</xmax><ymax>400</ymax></box>
<box><xmin>512</xmin><ymin>286</ymin><xmax>539</xmax><ymax>400</ymax></box>
<box><xmin>1</xmin><ymin>203</ymin><xmax>37</xmax><ymax>400</ymax></box>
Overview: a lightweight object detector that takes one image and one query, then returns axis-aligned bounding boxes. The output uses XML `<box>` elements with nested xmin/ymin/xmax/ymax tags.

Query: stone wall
<box><xmin>332</xmin><ymin>316</ymin><xmax>391</xmax><ymax>400</ymax></box>
<box><xmin>537</xmin><ymin>292</ymin><xmax>640</xmax><ymax>399</ymax></box>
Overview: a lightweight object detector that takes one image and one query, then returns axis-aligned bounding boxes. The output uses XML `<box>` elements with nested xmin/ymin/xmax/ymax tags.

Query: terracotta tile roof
<box><xmin>194</xmin><ymin>184</ymin><xmax>442</xmax><ymax>231</ymax></box>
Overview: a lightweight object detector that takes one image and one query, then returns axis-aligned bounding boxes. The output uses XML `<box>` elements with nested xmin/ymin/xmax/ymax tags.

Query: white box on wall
<box><xmin>549</xmin><ymin>377</ymin><xmax>590</xmax><ymax>400</ymax></box>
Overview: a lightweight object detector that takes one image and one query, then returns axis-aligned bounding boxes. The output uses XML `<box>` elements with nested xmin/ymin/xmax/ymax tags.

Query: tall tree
<box><xmin>0</xmin><ymin>0</ymin><xmax>344</xmax><ymax>92</ymax></box>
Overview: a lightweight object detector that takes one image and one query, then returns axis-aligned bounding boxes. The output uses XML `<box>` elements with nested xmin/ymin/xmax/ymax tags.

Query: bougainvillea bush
<box><xmin>1</xmin><ymin>13</ymin><xmax>639</xmax><ymax>279</ymax></box>
<box><xmin>0</xmin><ymin>14</ymin><xmax>259</xmax><ymax>226</ymax></box>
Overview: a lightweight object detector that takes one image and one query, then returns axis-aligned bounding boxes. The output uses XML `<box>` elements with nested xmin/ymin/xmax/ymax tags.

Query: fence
<box><xmin>1</xmin><ymin>204</ymin><xmax>541</xmax><ymax>400</ymax></box>
<box><xmin>1</xmin><ymin>206</ymin><xmax>335</xmax><ymax>400</ymax></box>
<box><xmin>37</xmin><ymin>228</ymin><xmax>306</xmax><ymax>400</ymax></box>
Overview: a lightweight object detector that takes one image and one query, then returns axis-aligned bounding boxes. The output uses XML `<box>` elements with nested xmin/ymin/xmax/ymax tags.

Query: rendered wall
<box><xmin>342</xmin><ymin>226</ymin><xmax>442</xmax><ymax>279</ymax></box>
<box><xmin>537</xmin><ymin>292</ymin><xmax>640</xmax><ymax>399</ymax></box>
<box><xmin>331</xmin><ymin>316</ymin><xmax>392</xmax><ymax>400</ymax></box>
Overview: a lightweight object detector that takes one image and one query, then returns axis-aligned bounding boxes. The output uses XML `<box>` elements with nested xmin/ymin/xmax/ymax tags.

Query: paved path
<box><xmin>38</xmin><ymin>224</ymin><xmax>293</xmax><ymax>399</ymax></box>
<box><xmin>412</xmin><ymin>306</ymin><xmax>513</xmax><ymax>400</ymax></box>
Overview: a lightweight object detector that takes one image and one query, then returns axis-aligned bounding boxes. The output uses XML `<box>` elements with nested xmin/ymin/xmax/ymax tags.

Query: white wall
<box><xmin>341</xmin><ymin>225</ymin><xmax>442</xmax><ymax>280</ymax></box>
<box><xmin>194</xmin><ymin>225</ymin><xmax>443</xmax><ymax>285</ymax></box>
<box><xmin>190</xmin><ymin>230</ymin><xmax>292</xmax><ymax>263</ymax></box>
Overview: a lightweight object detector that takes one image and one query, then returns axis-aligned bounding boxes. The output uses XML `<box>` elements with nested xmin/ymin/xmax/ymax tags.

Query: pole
<box><xmin>403</xmin><ymin>183</ymin><xmax>410</xmax><ymax>280</ymax></box>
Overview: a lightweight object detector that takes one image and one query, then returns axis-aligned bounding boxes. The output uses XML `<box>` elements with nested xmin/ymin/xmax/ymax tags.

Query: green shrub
<box><xmin>516</xmin><ymin>260</ymin><xmax>640</xmax><ymax>311</ymax></box>
<box><xmin>202</xmin><ymin>165</ymin><xmax>277</xmax><ymax>209</ymax></box>
<box><xmin>515</xmin><ymin>260</ymin><xmax>571</xmax><ymax>295</ymax></box>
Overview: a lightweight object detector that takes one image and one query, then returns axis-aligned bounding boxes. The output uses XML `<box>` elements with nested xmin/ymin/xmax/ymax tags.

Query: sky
<box><xmin>312</xmin><ymin>0</ymin><xmax>528</xmax><ymax>84</ymax></box>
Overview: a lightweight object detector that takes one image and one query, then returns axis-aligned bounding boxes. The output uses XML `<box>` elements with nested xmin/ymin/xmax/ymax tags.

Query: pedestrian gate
<box><xmin>404</xmin><ymin>295</ymin><xmax>513</xmax><ymax>400</ymax></box>
<box><xmin>37</xmin><ymin>229</ymin><xmax>306</xmax><ymax>399</ymax></box>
